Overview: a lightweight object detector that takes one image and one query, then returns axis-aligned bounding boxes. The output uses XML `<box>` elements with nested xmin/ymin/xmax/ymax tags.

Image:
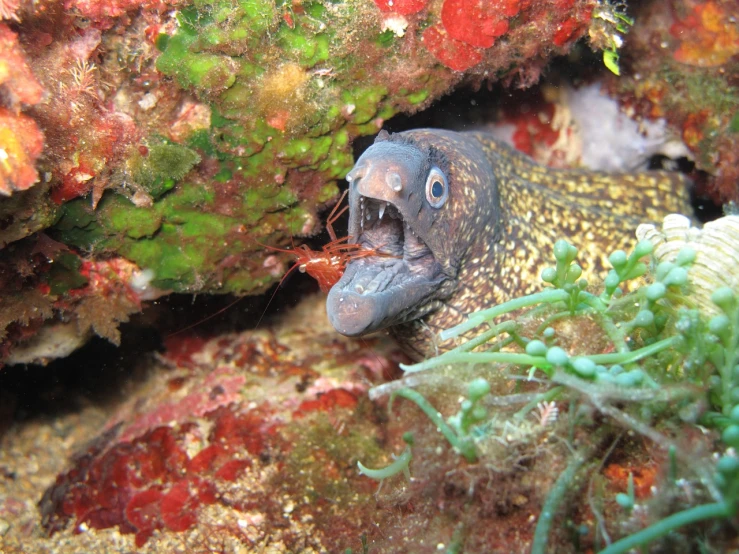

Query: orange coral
<box><xmin>0</xmin><ymin>23</ymin><xmax>44</xmax><ymax>107</ymax></box>
<box><xmin>671</xmin><ymin>0</ymin><xmax>739</xmax><ymax>67</ymax></box>
<box><xmin>604</xmin><ymin>462</ymin><xmax>658</xmax><ymax>500</ymax></box>
<box><xmin>0</xmin><ymin>24</ymin><xmax>45</xmax><ymax>195</ymax></box>
<box><xmin>0</xmin><ymin>108</ymin><xmax>44</xmax><ymax>195</ymax></box>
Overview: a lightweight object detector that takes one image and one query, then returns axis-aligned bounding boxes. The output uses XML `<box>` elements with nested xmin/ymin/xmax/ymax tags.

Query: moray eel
<box><xmin>326</xmin><ymin>129</ymin><xmax>692</xmax><ymax>360</ymax></box>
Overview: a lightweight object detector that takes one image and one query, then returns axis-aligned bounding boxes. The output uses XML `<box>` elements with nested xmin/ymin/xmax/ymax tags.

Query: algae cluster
<box><xmin>361</xmin><ymin>224</ymin><xmax>739</xmax><ymax>552</ymax></box>
<box><xmin>51</xmin><ymin>0</ymin><xmax>438</xmax><ymax>294</ymax></box>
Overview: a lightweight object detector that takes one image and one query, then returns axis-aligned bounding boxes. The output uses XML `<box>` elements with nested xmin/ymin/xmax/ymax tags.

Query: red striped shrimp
<box><xmin>262</xmin><ymin>190</ymin><xmax>385</xmax><ymax>293</ymax></box>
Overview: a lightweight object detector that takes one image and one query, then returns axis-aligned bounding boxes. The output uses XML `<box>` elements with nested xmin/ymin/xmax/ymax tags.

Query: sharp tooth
<box><xmin>378</xmin><ymin>202</ymin><xmax>386</xmax><ymax>220</ymax></box>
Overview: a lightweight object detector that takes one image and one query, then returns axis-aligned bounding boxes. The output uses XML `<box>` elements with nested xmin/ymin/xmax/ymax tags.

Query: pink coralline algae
<box><xmin>377</xmin><ymin>0</ymin><xmax>593</xmax><ymax>71</ymax></box>
<box><xmin>40</xmin><ymin>405</ymin><xmax>278</xmax><ymax>547</ymax></box>
<box><xmin>441</xmin><ymin>0</ymin><xmax>526</xmax><ymax>48</ymax></box>
<box><xmin>36</xmin><ymin>312</ymin><xmax>394</xmax><ymax>549</ymax></box>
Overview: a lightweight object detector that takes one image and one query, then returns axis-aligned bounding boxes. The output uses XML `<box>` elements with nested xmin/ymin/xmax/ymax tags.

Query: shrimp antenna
<box><xmin>251</xmin><ymin>260</ymin><xmax>302</xmax><ymax>330</ymax></box>
<box><xmin>166</xmin><ymin>295</ymin><xmax>246</xmax><ymax>339</ymax></box>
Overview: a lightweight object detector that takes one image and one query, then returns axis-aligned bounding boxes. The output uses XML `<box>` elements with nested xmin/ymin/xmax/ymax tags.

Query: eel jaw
<box><xmin>326</xmin><ymin>193</ymin><xmax>446</xmax><ymax>336</ymax></box>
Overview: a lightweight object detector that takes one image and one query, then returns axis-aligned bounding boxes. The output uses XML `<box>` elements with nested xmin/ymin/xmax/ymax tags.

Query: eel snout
<box><xmin>327</xmin><ymin>145</ymin><xmax>446</xmax><ymax>336</ymax></box>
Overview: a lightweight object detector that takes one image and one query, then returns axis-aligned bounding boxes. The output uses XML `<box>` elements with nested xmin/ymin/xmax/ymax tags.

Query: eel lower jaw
<box><xmin>326</xmin><ymin>197</ymin><xmax>445</xmax><ymax>336</ymax></box>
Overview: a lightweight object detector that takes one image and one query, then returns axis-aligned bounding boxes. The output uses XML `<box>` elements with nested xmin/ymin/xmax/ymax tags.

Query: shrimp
<box><xmin>262</xmin><ymin>189</ymin><xmax>385</xmax><ymax>293</ymax></box>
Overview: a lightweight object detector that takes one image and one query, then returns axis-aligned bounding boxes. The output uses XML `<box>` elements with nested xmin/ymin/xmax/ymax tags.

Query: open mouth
<box><xmin>356</xmin><ymin>195</ymin><xmax>432</xmax><ymax>262</ymax></box>
<box><xmin>326</xmin><ymin>192</ymin><xmax>445</xmax><ymax>336</ymax></box>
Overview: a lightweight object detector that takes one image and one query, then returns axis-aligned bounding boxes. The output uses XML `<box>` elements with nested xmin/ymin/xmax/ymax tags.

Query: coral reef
<box><xmin>607</xmin><ymin>0</ymin><xmax>739</xmax><ymax>204</ymax></box>
<box><xmin>0</xmin><ymin>0</ymin><xmax>602</xmax><ymax>362</ymax></box>
<box><xmin>3</xmin><ymin>214</ymin><xmax>738</xmax><ymax>552</ymax></box>
<box><xmin>10</xmin><ymin>296</ymin><xmax>413</xmax><ymax>552</ymax></box>
<box><xmin>0</xmin><ymin>0</ymin><xmax>737</xmax><ymax>551</ymax></box>
<box><xmin>364</xmin><ymin>217</ymin><xmax>739</xmax><ymax>552</ymax></box>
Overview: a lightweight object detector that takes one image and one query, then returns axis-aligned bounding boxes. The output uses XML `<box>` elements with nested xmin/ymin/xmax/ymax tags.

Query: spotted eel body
<box><xmin>326</xmin><ymin>129</ymin><xmax>692</xmax><ymax>360</ymax></box>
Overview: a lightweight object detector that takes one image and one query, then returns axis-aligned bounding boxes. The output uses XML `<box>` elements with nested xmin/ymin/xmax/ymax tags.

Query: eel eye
<box><xmin>425</xmin><ymin>166</ymin><xmax>448</xmax><ymax>208</ymax></box>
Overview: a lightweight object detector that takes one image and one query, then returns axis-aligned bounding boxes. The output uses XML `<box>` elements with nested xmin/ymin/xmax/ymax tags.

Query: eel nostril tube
<box><xmin>346</xmin><ymin>164</ymin><xmax>367</xmax><ymax>183</ymax></box>
<box><xmin>386</xmin><ymin>171</ymin><xmax>402</xmax><ymax>192</ymax></box>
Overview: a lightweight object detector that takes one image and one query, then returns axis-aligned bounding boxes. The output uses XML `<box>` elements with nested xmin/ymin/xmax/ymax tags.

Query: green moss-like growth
<box><xmin>101</xmin><ymin>199</ymin><xmax>162</xmax><ymax>239</ymax></box>
<box><xmin>128</xmin><ymin>143</ymin><xmax>201</xmax><ymax>199</ymax></box>
<box><xmin>49</xmin><ymin>0</ymin><xmax>455</xmax><ymax>297</ymax></box>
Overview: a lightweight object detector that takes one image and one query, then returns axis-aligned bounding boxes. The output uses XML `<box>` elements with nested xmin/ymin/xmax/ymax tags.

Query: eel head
<box><xmin>326</xmin><ymin>131</ymin><xmax>459</xmax><ymax>336</ymax></box>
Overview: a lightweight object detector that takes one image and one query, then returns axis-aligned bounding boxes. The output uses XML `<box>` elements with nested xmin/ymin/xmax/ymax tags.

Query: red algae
<box><xmin>413</xmin><ymin>0</ymin><xmax>592</xmax><ymax>71</ymax></box>
<box><xmin>293</xmin><ymin>387</ymin><xmax>359</xmax><ymax>418</ymax></box>
<box><xmin>159</xmin><ymin>480</ymin><xmax>200</xmax><ymax>532</ymax></box>
<box><xmin>421</xmin><ymin>25</ymin><xmax>484</xmax><ymax>72</ymax></box>
<box><xmin>509</xmin><ymin>102</ymin><xmax>560</xmax><ymax>159</ymax></box>
<box><xmin>30</xmin><ymin>296</ymin><xmax>411</xmax><ymax>551</ymax></box>
<box><xmin>40</xmin><ymin>406</ymin><xmax>281</xmax><ymax>546</ymax></box>
<box><xmin>441</xmin><ymin>0</ymin><xmax>521</xmax><ymax>48</ymax></box>
<box><xmin>50</xmin><ymin>163</ymin><xmax>96</xmax><ymax>204</ymax></box>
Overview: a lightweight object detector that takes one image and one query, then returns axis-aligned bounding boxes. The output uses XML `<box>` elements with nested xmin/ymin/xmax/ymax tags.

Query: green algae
<box><xmin>52</xmin><ymin>175</ymin><xmax>311</xmax><ymax>293</ymax></box>
<box><xmin>155</xmin><ymin>14</ymin><xmax>239</xmax><ymax>91</ymax></box>
<box><xmin>342</xmin><ymin>85</ymin><xmax>388</xmax><ymax>124</ymax></box>
<box><xmin>45</xmin><ymin>252</ymin><xmax>88</xmax><ymax>295</ymax></box>
<box><xmin>53</xmin><ymin>200</ymin><xmax>105</xmax><ymax>250</ymax></box>
<box><xmin>101</xmin><ymin>199</ymin><xmax>162</xmax><ymax>239</ymax></box>
<box><xmin>128</xmin><ymin>142</ymin><xmax>201</xmax><ymax>199</ymax></box>
<box><xmin>277</xmin><ymin>26</ymin><xmax>331</xmax><ymax>68</ymax></box>
<box><xmin>49</xmin><ymin>0</ymin><xmax>452</xmax><ymax>296</ymax></box>
<box><xmin>407</xmin><ymin>88</ymin><xmax>430</xmax><ymax>105</ymax></box>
